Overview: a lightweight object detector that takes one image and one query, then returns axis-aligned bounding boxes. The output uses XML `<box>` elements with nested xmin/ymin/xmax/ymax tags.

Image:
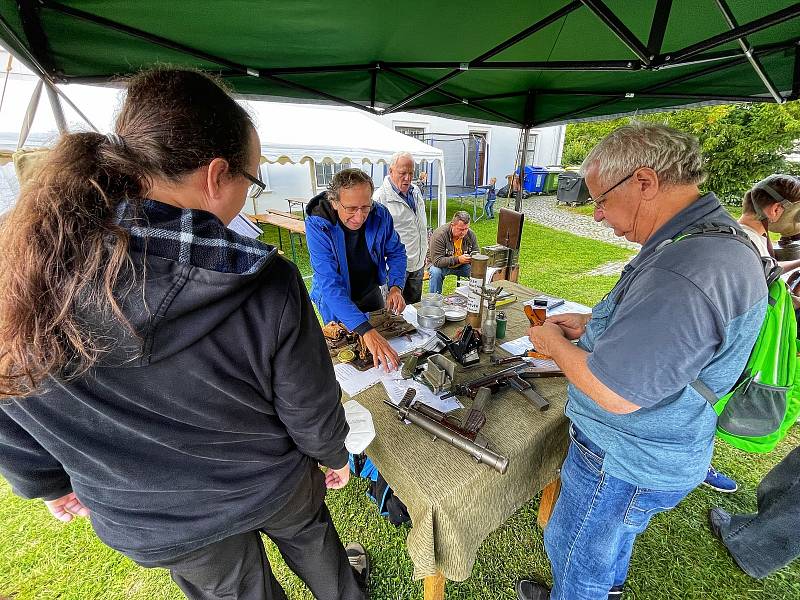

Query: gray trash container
<box><xmin>556</xmin><ymin>172</ymin><xmax>591</xmax><ymax>205</ymax></box>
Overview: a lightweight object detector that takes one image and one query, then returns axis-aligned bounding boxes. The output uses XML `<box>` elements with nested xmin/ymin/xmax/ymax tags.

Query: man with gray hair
<box><xmin>373</xmin><ymin>151</ymin><xmax>428</xmax><ymax>303</ymax></box>
<box><xmin>427</xmin><ymin>211</ymin><xmax>478</xmax><ymax>295</ymax></box>
<box><xmin>517</xmin><ymin>123</ymin><xmax>768</xmax><ymax>600</ymax></box>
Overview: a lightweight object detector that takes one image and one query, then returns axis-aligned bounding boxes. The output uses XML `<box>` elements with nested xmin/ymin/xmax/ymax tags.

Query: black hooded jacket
<box><xmin>0</xmin><ymin>201</ymin><xmax>348</xmax><ymax>563</ymax></box>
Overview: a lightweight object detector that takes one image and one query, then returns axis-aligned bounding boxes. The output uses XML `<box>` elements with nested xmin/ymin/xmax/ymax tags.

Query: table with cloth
<box><xmin>341</xmin><ymin>281</ymin><xmax>571</xmax><ymax>599</ymax></box>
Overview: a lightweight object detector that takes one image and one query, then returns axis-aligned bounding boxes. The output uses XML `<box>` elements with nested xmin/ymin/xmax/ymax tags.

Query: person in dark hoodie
<box><xmin>0</xmin><ymin>68</ymin><xmax>368</xmax><ymax>600</ymax></box>
<box><xmin>306</xmin><ymin>168</ymin><xmax>407</xmax><ymax>372</ymax></box>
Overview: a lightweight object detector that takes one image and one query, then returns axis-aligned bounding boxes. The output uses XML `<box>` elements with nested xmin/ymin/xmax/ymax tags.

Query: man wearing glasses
<box><xmin>517</xmin><ymin>123</ymin><xmax>768</xmax><ymax>600</ymax></box>
<box><xmin>307</xmin><ymin>168</ymin><xmax>407</xmax><ymax>371</ymax></box>
<box><xmin>374</xmin><ymin>152</ymin><xmax>428</xmax><ymax>304</ymax></box>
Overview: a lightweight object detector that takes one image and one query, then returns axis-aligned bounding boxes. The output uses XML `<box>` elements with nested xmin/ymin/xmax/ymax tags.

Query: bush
<box><xmin>562</xmin><ymin>101</ymin><xmax>800</xmax><ymax>204</ymax></box>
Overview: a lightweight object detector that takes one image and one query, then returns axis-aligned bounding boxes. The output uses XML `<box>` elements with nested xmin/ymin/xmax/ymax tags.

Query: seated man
<box><xmin>427</xmin><ymin>211</ymin><xmax>478</xmax><ymax>295</ymax></box>
<box><xmin>306</xmin><ymin>168</ymin><xmax>407</xmax><ymax>371</ymax></box>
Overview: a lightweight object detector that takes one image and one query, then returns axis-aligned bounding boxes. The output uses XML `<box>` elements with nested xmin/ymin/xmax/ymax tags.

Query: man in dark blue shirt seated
<box><xmin>306</xmin><ymin>168</ymin><xmax>408</xmax><ymax>371</ymax></box>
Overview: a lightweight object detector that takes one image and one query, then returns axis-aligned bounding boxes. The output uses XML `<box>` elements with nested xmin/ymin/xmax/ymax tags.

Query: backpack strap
<box><xmin>670</xmin><ymin>223</ymin><xmax>778</xmax><ymax>405</ymax></box>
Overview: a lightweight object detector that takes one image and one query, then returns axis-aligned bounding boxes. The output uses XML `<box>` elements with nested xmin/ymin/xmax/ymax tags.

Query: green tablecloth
<box><xmin>344</xmin><ymin>281</ymin><xmax>570</xmax><ymax>581</ymax></box>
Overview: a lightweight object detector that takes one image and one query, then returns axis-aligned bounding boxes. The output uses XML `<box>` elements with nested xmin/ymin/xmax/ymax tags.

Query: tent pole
<box><xmin>515</xmin><ymin>127</ymin><xmax>529</xmax><ymax>213</ymax></box>
<box><xmin>45</xmin><ymin>79</ymin><xmax>67</xmax><ymax>133</ymax></box>
<box><xmin>714</xmin><ymin>0</ymin><xmax>783</xmax><ymax>103</ymax></box>
<box><xmin>18</xmin><ymin>78</ymin><xmax>43</xmax><ymax>149</ymax></box>
<box><xmin>579</xmin><ymin>0</ymin><xmax>651</xmax><ymax>65</ymax></box>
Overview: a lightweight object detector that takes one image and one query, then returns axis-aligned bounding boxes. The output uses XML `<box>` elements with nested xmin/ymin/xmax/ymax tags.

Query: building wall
<box><xmin>368</xmin><ymin>111</ymin><xmax>566</xmax><ymax>189</ymax></box>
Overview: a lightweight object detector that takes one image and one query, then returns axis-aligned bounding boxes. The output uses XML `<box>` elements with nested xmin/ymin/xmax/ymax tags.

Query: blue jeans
<box><xmin>544</xmin><ymin>426</ymin><xmax>695</xmax><ymax>600</ymax></box>
<box><xmin>484</xmin><ymin>199</ymin><xmax>496</xmax><ymax>218</ymax></box>
<box><xmin>428</xmin><ymin>263</ymin><xmax>471</xmax><ymax>295</ymax></box>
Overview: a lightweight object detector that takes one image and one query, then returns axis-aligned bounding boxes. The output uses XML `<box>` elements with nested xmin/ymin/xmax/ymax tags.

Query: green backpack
<box><xmin>675</xmin><ymin>225</ymin><xmax>800</xmax><ymax>453</ymax></box>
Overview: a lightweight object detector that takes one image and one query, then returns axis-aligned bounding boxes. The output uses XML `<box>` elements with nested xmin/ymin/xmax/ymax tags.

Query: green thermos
<box><xmin>496</xmin><ymin>311</ymin><xmax>507</xmax><ymax>339</ymax></box>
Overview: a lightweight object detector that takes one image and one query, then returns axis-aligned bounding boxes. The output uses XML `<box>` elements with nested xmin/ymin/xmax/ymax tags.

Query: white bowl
<box><xmin>444</xmin><ymin>307</ymin><xmax>467</xmax><ymax>322</ymax></box>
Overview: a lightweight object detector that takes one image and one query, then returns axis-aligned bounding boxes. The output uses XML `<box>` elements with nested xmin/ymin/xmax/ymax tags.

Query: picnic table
<box><xmin>344</xmin><ymin>280</ymin><xmax>570</xmax><ymax>599</ymax></box>
<box><xmin>246</xmin><ymin>211</ymin><xmax>306</xmax><ymax>264</ymax></box>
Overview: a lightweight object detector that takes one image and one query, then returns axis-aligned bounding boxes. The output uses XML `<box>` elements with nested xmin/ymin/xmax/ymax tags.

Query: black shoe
<box><xmin>709</xmin><ymin>507</ymin><xmax>732</xmax><ymax>540</ymax></box>
<box><xmin>609</xmin><ymin>584</ymin><xmax>624</xmax><ymax>599</ymax></box>
<box><xmin>516</xmin><ymin>579</ymin><xmax>550</xmax><ymax>600</ymax></box>
<box><xmin>346</xmin><ymin>542</ymin><xmax>369</xmax><ymax>596</ymax></box>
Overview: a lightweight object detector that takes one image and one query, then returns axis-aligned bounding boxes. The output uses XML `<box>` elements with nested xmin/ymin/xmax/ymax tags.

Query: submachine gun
<box><xmin>384</xmin><ymin>389</ymin><xmax>509</xmax><ymax>474</ymax></box>
<box><xmin>443</xmin><ymin>363</ymin><xmax>560</xmax><ymax>412</ymax></box>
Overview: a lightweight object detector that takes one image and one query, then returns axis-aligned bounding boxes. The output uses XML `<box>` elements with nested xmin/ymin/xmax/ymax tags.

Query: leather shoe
<box><xmin>516</xmin><ymin>579</ymin><xmax>550</xmax><ymax>600</ymax></box>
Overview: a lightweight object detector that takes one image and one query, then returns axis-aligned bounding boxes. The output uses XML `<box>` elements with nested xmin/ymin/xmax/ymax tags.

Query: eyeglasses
<box><xmin>336</xmin><ymin>202</ymin><xmax>373</xmax><ymax>216</ymax></box>
<box><xmin>589</xmin><ymin>171</ymin><xmax>637</xmax><ymax>210</ymax></box>
<box><xmin>243</xmin><ymin>171</ymin><xmax>266</xmax><ymax>199</ymax></box>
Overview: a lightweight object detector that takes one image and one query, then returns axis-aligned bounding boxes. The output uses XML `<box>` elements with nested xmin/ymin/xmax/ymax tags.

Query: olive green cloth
<box><xmin>343</xmin><ymin>281</ymin><xmax>569</xmax><ymax>581</ymax></box>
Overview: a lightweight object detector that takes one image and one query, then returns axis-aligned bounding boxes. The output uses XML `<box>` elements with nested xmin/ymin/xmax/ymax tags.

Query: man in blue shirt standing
<box><xmin>307</xmin><ymin>168</ymin><xmax>407</xmax><ymax>372</ymax></box>
<box><xmin>517</xmin><ymin>123</ymin><xmax>768</xmax><ymax>600</ymax></box>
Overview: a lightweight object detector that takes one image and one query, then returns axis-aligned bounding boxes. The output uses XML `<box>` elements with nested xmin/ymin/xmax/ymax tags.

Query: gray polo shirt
<box><xmin>566</xmin><ymin>193</ymin><xmax>767</xmax><ymax>490</ymax></box>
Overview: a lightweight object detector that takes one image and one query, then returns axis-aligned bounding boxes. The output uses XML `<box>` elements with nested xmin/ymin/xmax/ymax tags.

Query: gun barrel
<box><xmin>386</xmin><ymin>401</ymin><xmax>509</xmax><ymax>474</ymax></box>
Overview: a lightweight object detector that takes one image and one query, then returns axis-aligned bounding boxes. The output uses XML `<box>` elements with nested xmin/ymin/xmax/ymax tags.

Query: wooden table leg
<box><xmin>537</xmin><ymin>476</ymin><xmax>561</xmax><ymax>529</ymax></box>
<box><xmin>424</xmin><ymin>571</ymin><xmax>445</xmax><ymax>600</ymax></box>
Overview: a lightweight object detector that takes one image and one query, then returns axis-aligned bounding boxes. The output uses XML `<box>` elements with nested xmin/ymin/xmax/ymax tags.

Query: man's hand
<box><xmin>528</xmin><ymin>321</ymin><xmax>569</xmax><ymax>356</ymax></box>
<box><xmin>44</xmin><ymin>492</ymin><xmax>90</xmax><ymax>523</ymax></box>
<box><xmin>324</xmin><ymin>464</ymin><xmax>351</xmax><ymax>489</ymax></box>
<box><xmin>362</xmin><ymin>329</ymin><xmax>400</xmax><ymax>372</ymax></box>
<box><xmin>386</xmin><ymin>286</ymin><xmax>406</xmax><ymax>315</ymax></box>
<box><xmin>457</xmin><ymin>254</ymin><xmax>472</xmax><ymax>265</ymax></box>
<box><xmin>546</xmin><ymin>313</ymin><xmax>591</xmax><ymax>340</ymax></box>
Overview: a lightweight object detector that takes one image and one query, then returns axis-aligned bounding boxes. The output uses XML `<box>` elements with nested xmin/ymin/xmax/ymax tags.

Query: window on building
<box><xmin>395</xmin><ymin>126</ymin><xmax>425</xmax><ymax>140</ymax></box>
<box><xmin>314</xmin><ymin>159</ymin><xmax>352</xmax><ymax>188</ymax></box>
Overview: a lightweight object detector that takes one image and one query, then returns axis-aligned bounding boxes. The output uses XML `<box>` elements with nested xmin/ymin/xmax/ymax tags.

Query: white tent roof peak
<box><xmin>245</xmin><ymin>101</ymin><xmax>443</xmax><ymax>166</ymax></box>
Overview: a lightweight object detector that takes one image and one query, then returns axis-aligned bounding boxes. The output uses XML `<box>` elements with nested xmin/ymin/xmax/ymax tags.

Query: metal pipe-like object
<box><xmin>385</xmin><ymin>399</ymin><xmax>509</xmax><ymax>474</ymax></box>
<box><xmin>467</xmin><ymin>253</ymin><xmax>489</xmax><ymax>329</ymax></box>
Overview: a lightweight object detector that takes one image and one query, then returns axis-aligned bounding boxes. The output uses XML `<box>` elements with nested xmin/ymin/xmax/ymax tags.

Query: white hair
<box><xmin>580</xmin><ymin>122</ymin><xmax>706</xmax><ymax>187</ymax></box>
<box><xmin>389</xmin><ymin>151</ymin><xmax>415</xmax><ymax>168</ymax></box>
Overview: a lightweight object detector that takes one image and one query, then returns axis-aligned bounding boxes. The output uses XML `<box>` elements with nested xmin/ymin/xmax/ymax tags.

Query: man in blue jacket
<box><xmin>307</xmin><ymin>168</ymin><xmax>407</xmax><ymax>371</ymax></box>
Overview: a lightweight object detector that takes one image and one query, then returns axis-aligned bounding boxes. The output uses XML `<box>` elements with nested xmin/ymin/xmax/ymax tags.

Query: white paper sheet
<box><xmin>498</xmin><ymin>336</ymin><xmax>559</xmax><ymax>369</ymax></box>
<box><xmin>334</xmin><ymin>362</ymin><xmax>384</xmax><ymax>396</ymax></box>
<box><xmin>343</xmin><ymin>400</ymin><xmax>376</xmax><ymax>453</ymax></box>
<box><xmin>523</xmin><ymin>295</ymin><xmax>592</xmax><ymax>315</ymax></box>
<box><xmin>381</xmin><ymin>374</ymin><xmax>463</xmax><ymax>414</ymax></box>
<box><xmin>388</xmin><ymin>330</ymin><xmax>436</xmax><ymax>356</ymax></box>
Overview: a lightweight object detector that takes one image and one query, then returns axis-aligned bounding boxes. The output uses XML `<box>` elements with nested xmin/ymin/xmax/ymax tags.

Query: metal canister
<box><xmin>467</xmin><ymin>253</ymin><xmax>489</xmax><ymax>329</ymax></box>
<box><xmin>496</xmin><ymin>311</ymin><xmax>507</xmax><ymax>339</ymax></box>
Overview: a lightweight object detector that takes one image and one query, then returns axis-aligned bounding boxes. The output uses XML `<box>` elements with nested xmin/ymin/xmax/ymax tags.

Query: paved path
<box><xmin>498</xmin><ymin>194</ymin><xmax>638</xmax><ymax>275</ymax></box>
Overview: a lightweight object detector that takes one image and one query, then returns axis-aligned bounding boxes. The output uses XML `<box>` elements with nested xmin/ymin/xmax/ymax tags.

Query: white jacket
<box><xmin>373</xmin><ymin>176</ymin><xmax>428</xmax><ymax>272</ymax></box>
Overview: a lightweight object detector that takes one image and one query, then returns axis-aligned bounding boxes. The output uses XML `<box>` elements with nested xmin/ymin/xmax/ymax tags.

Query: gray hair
<box><xmin>580</xmin><ymin>122</ymin><xmax>706</xmax><ymax>188</ymax></box>
<box><xmin>327</xmin><ymin>168</ymin><xmax>374</xmax><ymax>203</ymax></box>
<box><xmin>451</xmin><ymin>210</ymin><xmax>471</xmax><ymax>225</ymax></box>
<box><xmin>389</xmin><ymin>151</ymin><xmax>414</xmax><ymax>168</ymax></box>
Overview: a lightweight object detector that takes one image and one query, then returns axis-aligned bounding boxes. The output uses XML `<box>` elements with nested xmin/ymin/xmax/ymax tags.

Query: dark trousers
<box><xmin>139</xmin><ymin>468</ymin><xmax>365</xmax><ymax>600</ymax></box>
<box><xmin>719</xmin><ymin>445</ymin><xmax>800</xmax><ymax>578</ymax></box>
<box><xmin>403</xmin><ymin>268</ymin><xmax>424</xmax><ymax>304</ymax></box>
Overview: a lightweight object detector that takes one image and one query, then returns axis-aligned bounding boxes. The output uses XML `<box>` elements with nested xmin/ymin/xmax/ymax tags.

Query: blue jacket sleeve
<box><xmin>306</xmin><ymin>219</ymin><xmax>370</xmax><ymax>331</ymax></box>
<box><xmin>382</xmin><ymin>213</ymin><xmax>408</xmax><ymax>289</ymax></box>
<box><xmin>0</xmin><ymin>407</ymin><xmax>72</xmax><ymax>500</ymax></box>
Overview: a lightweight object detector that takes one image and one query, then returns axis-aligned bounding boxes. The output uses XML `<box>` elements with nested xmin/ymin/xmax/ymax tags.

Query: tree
<box><xmin>562</xmin><ymin>100</ymin><xmax>800</xmax><ymax>203</ymax></box>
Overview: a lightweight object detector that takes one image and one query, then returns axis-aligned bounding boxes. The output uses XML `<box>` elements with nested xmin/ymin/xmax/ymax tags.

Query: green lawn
<box><xmin>2</xmin><ymin>201</ymin><xmax>798</xmax><ymax>599</ymax></box>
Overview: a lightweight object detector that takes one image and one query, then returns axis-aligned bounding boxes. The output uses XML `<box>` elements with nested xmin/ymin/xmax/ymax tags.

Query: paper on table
<box><xmin>334</xmin><ymin>362</ymin><xmax>384</xmax><ymax>396</ymax></box>
<box><xmin>498</xmin><ymin>336</ymin><xmax>559</xmax><ymax>370</ymax></box>
<box><xmin>486</xmin><ymin>266</ymin><xmax>503</xmax><ymax>282</ymax></box>
<box><xmin>381</xmin><ymin>374</ymin><xmax>463</xmax><ymax>414</ymax></box>
<box><xmin>523</xmin><ymin>295</ymin><xmax>592</xmax><ymax>316</ymax></box>
<box><xmin>388</xmin><ymin>330</ymin><xmax>435</xmax><ymax>356</ymax></box>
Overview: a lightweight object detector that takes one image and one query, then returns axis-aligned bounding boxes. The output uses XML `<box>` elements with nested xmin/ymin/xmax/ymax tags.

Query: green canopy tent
<box><xmin>0</xmin><ymin>0</ymin><xmax>798</xmax><ymax>221</ymax></box>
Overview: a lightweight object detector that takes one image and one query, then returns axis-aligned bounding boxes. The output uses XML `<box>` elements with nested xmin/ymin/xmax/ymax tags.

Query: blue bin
<box><xmin>522</xmin><ymin>166</ymin><xmax>548</xmax><ymax>194</ymax></box>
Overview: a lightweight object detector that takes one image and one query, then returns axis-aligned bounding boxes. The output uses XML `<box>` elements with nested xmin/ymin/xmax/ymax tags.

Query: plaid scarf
<box><xmin>117</xmin><ymin>199</ymin><xmax>270</xmax><ymax>275</ymax></box>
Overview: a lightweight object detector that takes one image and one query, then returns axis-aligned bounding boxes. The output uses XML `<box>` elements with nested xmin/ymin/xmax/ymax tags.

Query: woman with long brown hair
<box><xmin>0</xmin><ymin>68</ymin><xmax>367</xmax><ymax>600</ymax></box>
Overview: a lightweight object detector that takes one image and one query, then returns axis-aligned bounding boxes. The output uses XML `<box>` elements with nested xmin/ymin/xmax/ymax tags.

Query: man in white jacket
<box><xmin>374</xmin><ymin>151</ymin><xmax>428</xmax><ymax>304</ymax></box>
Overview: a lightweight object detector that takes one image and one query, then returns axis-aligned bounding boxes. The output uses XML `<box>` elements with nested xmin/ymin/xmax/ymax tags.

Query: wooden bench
<box><xmin>246</xmin><ymin>212</ymin><xmax>306</xmax><ymax>264</ymax></box>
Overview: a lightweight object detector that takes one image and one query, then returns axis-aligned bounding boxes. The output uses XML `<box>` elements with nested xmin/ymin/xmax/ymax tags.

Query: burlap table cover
<box><xmin>343</xmin><ymin>281</ymin><xmax>570</xmax><ymax>581</ymax></box>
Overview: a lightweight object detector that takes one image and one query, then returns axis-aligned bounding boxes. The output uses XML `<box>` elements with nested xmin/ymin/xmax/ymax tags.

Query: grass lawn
<box><xmin>2</xmin><ymin>200</ymin><xmax>798</xmax><ymax>599</ymax></box>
